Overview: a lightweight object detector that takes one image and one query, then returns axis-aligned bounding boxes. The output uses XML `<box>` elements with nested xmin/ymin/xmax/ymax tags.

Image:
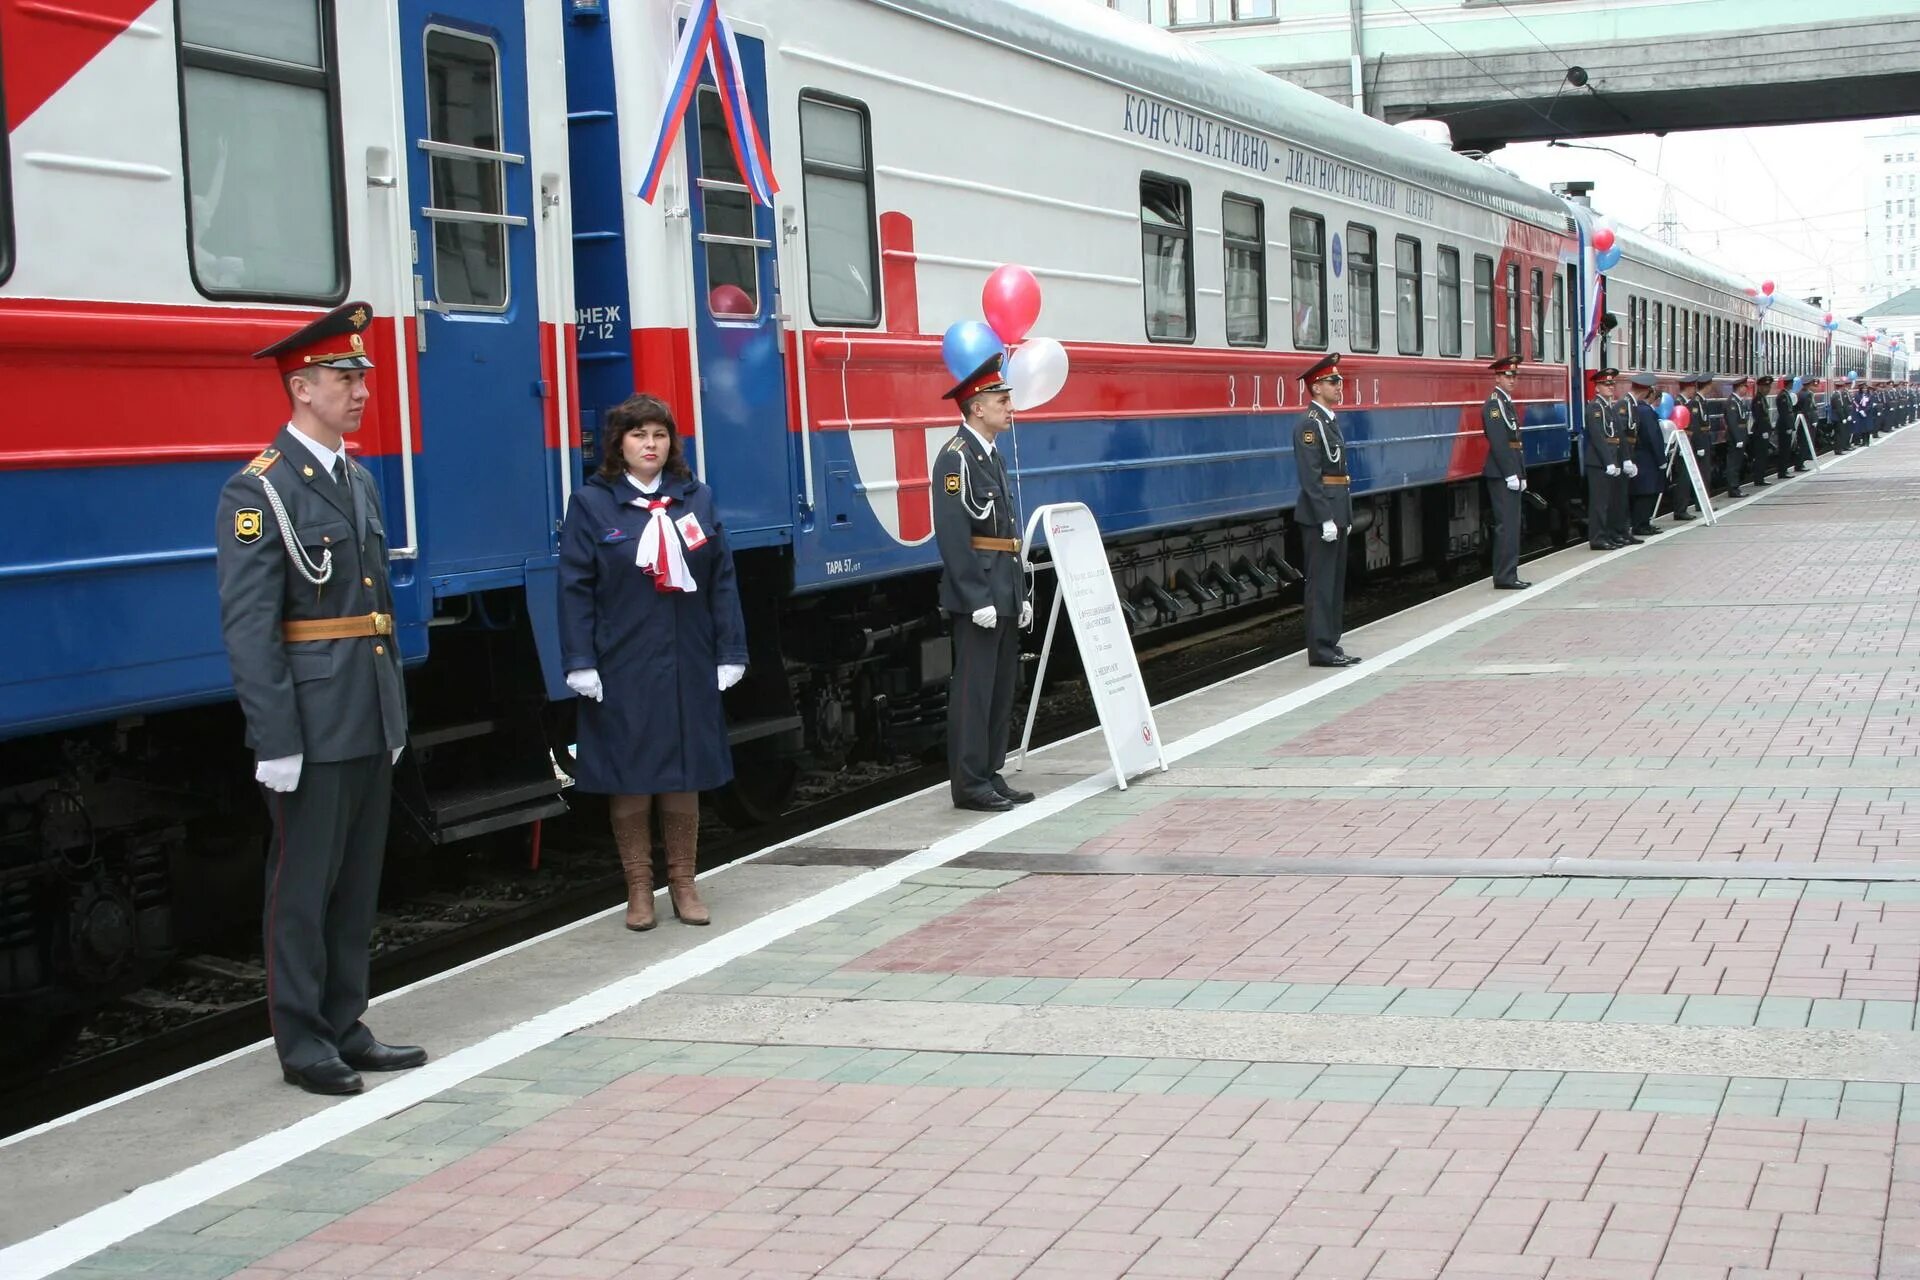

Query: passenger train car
<box><xmin>0</xmin><ymin>0</ymin><xmax>1902</xmax><ymax>1060</ymax></box>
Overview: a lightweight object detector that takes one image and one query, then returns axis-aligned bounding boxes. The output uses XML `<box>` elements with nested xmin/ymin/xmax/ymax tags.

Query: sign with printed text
<box><xmin>1018</xmin><ymin>503</ymin><xmax>1165</xmax><ymax>788</ymax></box>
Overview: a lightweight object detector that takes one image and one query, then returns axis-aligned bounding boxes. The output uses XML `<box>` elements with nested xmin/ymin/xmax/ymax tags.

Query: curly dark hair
<box><xmin>597</xmin><ymin>392</ymin><xmax>691</xmax><ymax>482</ymax></box>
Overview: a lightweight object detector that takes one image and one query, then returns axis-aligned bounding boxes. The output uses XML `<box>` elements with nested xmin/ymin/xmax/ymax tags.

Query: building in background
<box><xmin>1861</xmin><ymin>287</ymin><xmax>1920</xmax><ymax>375</ymax></box>
<box><xmin>1867</xmin><ymin>124</ymin><xmax>1920</xmax><ymax>297</ymax></box>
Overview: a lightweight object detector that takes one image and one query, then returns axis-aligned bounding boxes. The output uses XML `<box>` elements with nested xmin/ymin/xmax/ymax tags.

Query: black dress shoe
<box><xmin>1754</xmin><ymin>478</ymin><xmax>1770</xmax><ymax>487</ymax></box>
<box><xmin>1308</xmin><ymin>655</ymin><xmax>1360</xmax><ymax>667</ymax></box>
<box><xmin>1674</xmin><ymin>512</ymin><xmax>1698</xmax><ymax>522</ymax></box>
<box><xmin>1623</xmin><ymin>535</ymin><xmax>1646</xmax><ymax>544</ymax></box>
<box><xmin>283</xmin><ymin>1058</ymin><xmax>363</xmax><ymax>1095</ymax></box>
<box><xmin>954</xmin><ymin>793</ymin><xmax>1014</xmax><ymax>813</ymax></box>
<box><xmin>1493</xmin><ymin>580</ymin><xmax>1532</xmax><ymax>590</ymax></box>
<box><xmin>1727</xmin><ymin>489</ymin><xmax>1745</xmax><ymax>498</ymax></box>
<box><xmin>343</xmin><ymin>1041</ymin><xmax>429</xmax><ymax>1073</ymax></box>
<box><xmin>990</xmin><ymin>778</ymin><xmax>1036</xmax><ymax>805</ymax></box>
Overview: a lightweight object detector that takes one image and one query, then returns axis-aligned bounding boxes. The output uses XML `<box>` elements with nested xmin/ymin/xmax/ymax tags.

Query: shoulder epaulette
<box><xmin>243</xmin><ymin>448</ymin><xmax>281</xmax><ymax>478</ymax></box>
<box><xmin>944</xmin><ymin>437</ymin><xmax>965</xmax><ymax>454</ymax></box>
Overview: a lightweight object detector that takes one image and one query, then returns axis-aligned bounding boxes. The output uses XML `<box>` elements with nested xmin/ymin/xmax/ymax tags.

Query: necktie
<box><xmin>331</xmin><ymin>457</ymin><xmax>347</xmax><ymax>487</ymax></box>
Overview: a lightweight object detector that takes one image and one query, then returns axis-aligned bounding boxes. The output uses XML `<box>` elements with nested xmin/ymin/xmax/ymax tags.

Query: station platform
<box><xmin>6</xmin><ymin>426</ymin><xmax>1919</xmax><ymax>1280</ymax></box>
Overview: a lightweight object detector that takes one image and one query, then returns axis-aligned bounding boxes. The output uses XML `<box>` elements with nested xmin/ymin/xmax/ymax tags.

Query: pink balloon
<box><xmin>982</xmin><ymin>265</ymin><xmax>1042</xmax><ymax>345</ymax></box>
<box><xmin>1761</xmin><ymin>280</ymin><xmax>1775</xmax><ymax>295</ymax></box>
<box><xmin>1592</xmin><ymin>227</ymin><xmax>1615</xmax><ymax>253</ymax></box>
<box><xmin>1671</xmin><ymin>404</ymin><xmax>1691</xmax><ymax>431</ymax></box>
<box><xmin>1823</xmin><ymin>312</ymin><xmax>1834</xmax><ymax>325</ymax></box>
<box><xmin>1744</xmin><ymin>286</ymin><xmax>1758</xmax><ymax>297</ymax></box>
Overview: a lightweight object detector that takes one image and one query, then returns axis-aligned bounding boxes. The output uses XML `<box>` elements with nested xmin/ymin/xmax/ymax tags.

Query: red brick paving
<box><xmin>1073</xmin><ymin>795</ymin><xmax>1920</xmax><ymax>866</ymax></box>
<box><xmin>1275</xmin><ymin>673</ymin><xmax>1920</xmax><ymax>762</ymax></box>
<box><xmin>1465</xmin><ymin>604</ymin><xmax>1920</xmax><ymax>663</ymax></box>
<box><xmin>232</xmin><ymin>1076</ymin><xmax>1912</xmax><ymax>1279</ymax></box>
<box><xmin>855</xmin><ymin>874</ymin><xmax>1920</xmax><ymax>1000</ymax></box>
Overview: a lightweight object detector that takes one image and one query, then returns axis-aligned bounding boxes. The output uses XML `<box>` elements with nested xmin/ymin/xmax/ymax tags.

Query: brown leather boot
<box><xmin>609</xmin><ymin>796</ymin><xmax>656</xmax><ymax>931</ymax></box>
<box><xmin>659</xmin><ymin>805</ymin><xmax>709</xmax><ymax>926</ymax></box>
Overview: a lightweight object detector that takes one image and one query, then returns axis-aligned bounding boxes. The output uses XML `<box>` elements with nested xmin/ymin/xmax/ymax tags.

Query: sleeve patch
<box><xmin>234</xmin><ymin>508</ymin><xmax>264</xmax><ymax>543</ymax></box>
<box><xmin>1302</xmin><ymin>431</ymin><xmax>1315</xmax><ymax>444</ymax></box>
<box><xmin>944</xmin><ymin>473</ymin><xmax>961</xmax><ymax>495</ymax></box>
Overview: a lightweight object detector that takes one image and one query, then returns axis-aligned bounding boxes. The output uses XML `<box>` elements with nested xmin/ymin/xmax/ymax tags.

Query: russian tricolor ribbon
<box><xmin>636</xmin><ymin>0</ymin><xmax>779</xmax><ymax>208</ymax></box>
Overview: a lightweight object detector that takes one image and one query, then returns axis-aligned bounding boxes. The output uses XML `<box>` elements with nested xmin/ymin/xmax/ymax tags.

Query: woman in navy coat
<box><xmin>558</xmin><ymin>393</ymin><xmax>747</xmax><ymax>931</ymax></box>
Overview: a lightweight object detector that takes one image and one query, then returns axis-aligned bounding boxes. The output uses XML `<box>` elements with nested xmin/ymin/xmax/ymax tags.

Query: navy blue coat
<box><xmin>1629</xmin><ymin>398</ymin><xmax>1666</xmax><ymax>495</ymax></box>
<box><xmin>558</xmin><ymin>472</ymin><xmax>748</xmax><ymax>795</ymax></box>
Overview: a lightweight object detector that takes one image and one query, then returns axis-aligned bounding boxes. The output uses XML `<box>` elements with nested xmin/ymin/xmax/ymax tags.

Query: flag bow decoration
<box><xmin>636</xmin><ymin>0</ymin><xmax>778</xmax><ymax>208</ymax></box>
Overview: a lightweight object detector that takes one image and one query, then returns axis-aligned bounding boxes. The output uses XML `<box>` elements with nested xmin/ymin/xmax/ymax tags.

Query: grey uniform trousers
<box><xmin>264</xmin><ymin>754</ymin><xmax>390</xmax><ymax>1070</ymax></box>
<box><xmin>948</xmin><ymin>617</ymin><xmax>1019</xmax><ymax>805</ymax></box>
<box><xmin>1303</xmin><ymin>531</ymin><xmax>1348</xmax><ymax>663</ymax></box>
<box><xmin>1486</xmin><ymin>478</ymin><xmax>1521</xmax><ymax>585</ymax></box>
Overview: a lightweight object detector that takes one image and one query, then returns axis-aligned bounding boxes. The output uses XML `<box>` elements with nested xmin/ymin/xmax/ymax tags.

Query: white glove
<box><xmin>1504</xmin><ymin>475</ymin><xmax>1522</xmax><ymax>492</ymax></box>
<box><xmin>1605</xmin><ymin>464</ymin><xmax>1620</xmax><ymax>477</ymax></box>
<box><xmin>1320</xmin><ymin>520</ymin><xmax>1338</xmax><ymax>543</ymax></box>
<box><xmin>392</xmin><ymin>747</ymin><xmax>404</xmax><ymax>765</ymax></box>
<box><xmin>970</xmin><ymin>605</ymin><xmax>997</xmax><ymax>630</ymax></box>
<box><xmin>717</xmin><ymin>663</ymin><xmax>745</xmax><ymax>692</ymax></box>
<box><xmin>1624</xmin><ymin>461</ymin><xmax>1639</xmax><ymax>478</ymax></box>
<box><xmin>1018</xmin><ymin>599</ymin><xmax>1033</xmax><ymax>629</ymax></box>
<box><xmin>256</xmin><ymin>754</ymin><xmax>303</xmax><ymax>793</ymax></box>
<box><xmin>565</xmin><ymin>668</ymin><xmax>604</xmax><ymax>702</ymax></box>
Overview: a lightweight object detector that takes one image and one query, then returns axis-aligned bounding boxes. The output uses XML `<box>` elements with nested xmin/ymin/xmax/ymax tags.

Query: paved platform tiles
<box><xmin>34</xmin><ymin>431</ymin><xmax>1920</xmax><ymax>1279</ymax></box>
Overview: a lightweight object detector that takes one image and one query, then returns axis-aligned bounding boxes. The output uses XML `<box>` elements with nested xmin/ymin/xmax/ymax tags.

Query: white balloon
<box><xmin>1007</xmin><ymin>337</ymin><xmax>1070</xmax><ymax>411</ymax></box>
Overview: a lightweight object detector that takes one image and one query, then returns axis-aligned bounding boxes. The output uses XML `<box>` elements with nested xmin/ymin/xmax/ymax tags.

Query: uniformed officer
<box><xmin>933</xmin><ymin>354</ymin><xmax>1033</xmax><ymax>813</ymax></box>
<box><xmin>1776</xmin><ymin>376</ymin><xmax>1805</xmax><ymax>475</ymax></box>
<box><xmin>1720</xmin><ymin>376</ymin><xmax>1749</xmax><ymax>499</ymax></box>
<box><xmin>1612</xmin><ymin>377</ymin><xmax>1644</xmax><ymax>543</ymax></box>
<box><xmin>1481</xmin><ymin>354</ymin><xmax>1529</xmax><ymax>589</ymax></box>
<box><xmin>1747</xmin><ymin>375</ymin><xmax>1775</xmax><ymax>486</ymax></box>
<box><xmin>215</xmin><ymin>302</ymin><xmax>418</xmax><ymax>1096</ymax></box>
<box><xmin>1293</xmin><ymin>353</ymin><xmax>1358</xmax><ymax>666</ymax></box>
<box><xmin>1829</xmin><ymin>378</ymin><xmax>1852</xmax><ymax>456</ymax></box>
<box><xmin>1582</xmin><ymin>367</ymin><xmax>1624</xmax><ymax>550</ymax></box>
<box><xmin>1796</xmin><ymin>377</ymin><xmax>1820</xmax><ymax>460</ymax></box>
<box><xmin>1670</xmin><ymin>375</ymin><xmax>1705</xmax><ymax>521</ymax></box>
<box><xmin>1626</xmin><ymin>372</ymin><xmax>1667</xmax><ymax>535</ymax></box>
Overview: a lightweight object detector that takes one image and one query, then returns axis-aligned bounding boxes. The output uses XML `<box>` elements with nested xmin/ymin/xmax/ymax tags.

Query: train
<box><xmin>0</xmin><ymin>0</ymin><xmax>1905</xmax><ymax>1064</ymax></box>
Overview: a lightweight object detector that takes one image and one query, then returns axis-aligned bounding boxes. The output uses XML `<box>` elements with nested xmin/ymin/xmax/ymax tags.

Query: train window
<box><xmin>1551</xmin><ymin>274</ymin><xmax>1565</xmax><ymax>364</ymax></box>
<box><xmin>1627</xmin><ymin>296</ymin><xmax>1639</xmax><ymax>367</ymax></box>
<box><xmin>1529</xmin><ymin>268</ymin><xmax>1545</xmax><ymax>360</ymax></box>
<box><xmin>1141</xmin><ymin>174</ymin><xmax>1194</xmax><ymax>342</ymax></box>
<box><xmin>423</xmin><ymin>29</ymin><xmax>509</xmax><ymax>310</ymax></box>
<box><xmin>1395</xmin><ymin>236</ymin><xmax>1422</xmax><ymax>356</ymax></box>
<box><xmin>1651</xmin><ymin>304</ymin><xmax>1661</xmax><ymax>370</ymax></box>
<box><xmin>1222</xmin><ymin>194</ymin><xmax>1266</xmax><ymax>347</ymax></box>
<box><xmin>1290</xmin><ymin>210</ymin><xmax>1326</xmax><ymax>350</ymax></box>
<box><xmin>799</xmin><ymin>93</ymin><xmax>879</xmax><ymax>327</ymax></box>
<box><xmin>0</xmin><ymin>18</ymin><xmax>9</xmax><ymax>286</ymax></box>
<box><xmin>177</xmin><ymin>0</ymin><xmax>344</xmax><ymax>301</ymax></box>
<box><xmin>1665</xmin><ymin>304</ymin><xmax>1676</xmax><ymax>369</ymax></box>
<box><xmin>1347</xmin><ymin>224</ymin><xmax>1377</xmax><ymax>353</ymax></box>
<box><xmin>695</xmin><ymin>88</ymin><xmax>760</xmax><ymax>319</ymax></box>
<box><xmin>1473</xmin><ymin>254</ymin><xmax>1493</xmax><ymax>357</ymax></box>
<box><xmin>1505</xmin><ymin>263</ymin><xmax>1521</xmax><ymax>357</ymax></box>
<box><xmin>1436</xmin><ymin>246</ymin><xmax>1461</xmax><ymax>357</ymax></box>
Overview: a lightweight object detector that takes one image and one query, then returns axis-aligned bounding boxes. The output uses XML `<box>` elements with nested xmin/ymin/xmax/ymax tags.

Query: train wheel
<box><xmin>713</xmin><ymin>755</ymin><xmax>799</xmax><ymax>828</ymax></box>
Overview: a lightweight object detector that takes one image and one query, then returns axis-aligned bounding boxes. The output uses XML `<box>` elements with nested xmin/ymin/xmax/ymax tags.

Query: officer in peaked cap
<box><xmin>1774</xmin><ymin>375</ymin><xmax>1803</xmax><ymax>476</ymax></box>
<box><xmin>1747</xmin><ymin>375</ymin><xmax>1775</xmax><ymax>487</ymax></box>
<box><xmin>933</xmin><ymin>353</ymin><xmax>1034</xmax><ymax>813</ymax></box>
<box><xmin>1582</xmin><ymin>367</ymin><xmax>1625</xmax><ymax>550</ymax></box>
<box><xmin>1714</xmin><ymin>376</ymin><xmax>1747</xmax><ymax>500</ymax></box>
<box><xmin>1625</xmin><ymin>372</ymin><xmax>1667</xmax><ymax>536</ymax></box>
<box><xmin>215</xmin><ymin>301</ymin><xmax>418</xmax><ymax>1096</ymax></box>
<box><xmin>1293</xmin><ymin>353</ymin><xmax>1358</xmax><ymax>666</ymax></box>
<box><xmin>1481</xmin><ymin>354</ymin><xmax>1529</xmax><ymax>589</ymax></box>
<box><xmin>1669</xmin><ymin>375</ymin><xmax>1706</xmax><ymax>521</ymax></box>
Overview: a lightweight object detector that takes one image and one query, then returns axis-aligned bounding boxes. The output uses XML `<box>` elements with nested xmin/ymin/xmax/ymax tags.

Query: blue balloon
<box><xmin>1791</xmin><ymin>377</ymin><xmax>1803</xmax><ymax>394</ymax></box>
<box><xmin>1595</xmin><ymin>243</ymin><xmax>1623</xmax><ymax>272</ymax></box>
<box><xmin>1658</xmin><ymin>392</ymin><xmax>1674</xmax><ymax>417</ymax></box>
<box><xmin>941</xmin><ymin>320</ymin><xmax>1002</xmax><ymax>380</ymax></box>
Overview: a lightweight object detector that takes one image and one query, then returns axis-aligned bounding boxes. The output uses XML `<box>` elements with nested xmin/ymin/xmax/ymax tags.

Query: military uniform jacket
<box><xmin>1629</xmin><ymin>398</ymin><xmax>1667</xmax><ymax>495</ymax></box>
<box><xmin>1582</xmin><ymin>397</ymin><xmax>1620</xmax><ymax>470</ymax></box>
<box><xmin>1776</xmin><ymin>391</ymin><xmax>1795</xmax><ymax>433</ymax></box>
<box><xmin>1292</xmin><ymin>401</ymin><xmax>1352</xmax><ymax>529</ymax></box>
<box><xmin>216</xmin><ymin>428</ymin><xmax>407</xmax><ymax>764</ymax></box>
<box><xmin>1751</xmin><ymin>391</ymin><xmax>1775</xmax><ymax>437</ymax></box>
<box><xmin>1828</xmin><ymin>390</ymin><xmax>1848</xmax><ymax>427</ymax></box>
<box><xmin>1724</xmin><ymin>394</ymin><xmax>1750</xmax><ymax>447</ymax></box>
<box><xmin>933</xmin><ymin>427</ymin><xmax>1026</xmax><ymax>619</ymax></box>
<box><xmin>1480</xmin><ymin>388</ymin><xmax>1523</xmax><ymax>480</ymax></box>
<box><xmin>1683</xmin><ymin>394</ymin><xmax>1712</xmax><ymax>455</ymax></box>
<box><xmin>1615</xmin><ymin>397</ymin><xmax>1637</xmax><ymax>453</ymax></box>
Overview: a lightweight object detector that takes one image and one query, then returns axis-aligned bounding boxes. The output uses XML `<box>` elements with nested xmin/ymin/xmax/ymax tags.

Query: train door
<box><xmin>682</xmin><ymin>34</ymin><xmax>791</xmax><ymax>546</ymax></box>
<box><xmin>400</xmin><ymin>0</ymin><xmax>551</xmax><ymax>578</ymax></box>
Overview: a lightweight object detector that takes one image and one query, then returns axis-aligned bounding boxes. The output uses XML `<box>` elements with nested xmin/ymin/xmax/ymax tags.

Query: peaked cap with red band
<box><xmin>254</xmin><ymin>300</ymin><xmax>377</xmax><ymax>376</ymax></box>
<box><xmin>942</xmin><ymin>353</ymin><xmax>1012</xmax><ymax>403</ymax></box>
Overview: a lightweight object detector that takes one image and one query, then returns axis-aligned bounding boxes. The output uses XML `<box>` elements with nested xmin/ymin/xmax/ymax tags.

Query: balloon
<box><xmin>1592</xmin><ymin>226</ymin><xmax>1616</xmax><ymax>253</ymax></box>
<box><xmin>1823</xmin><ymin>312</ymin><xmax>1834</xmax><ymax>325</ymax></box>
<box><xmin>1596</xmin><ymin>243</ymin><xmax>1622</xmax><ymax>272</ymax></box>
<box><xmin>1006</xmin><ymin>337</ymin><xmax>1070</xmax><ymax>411</ymax></box>
<box><xmin>1744</xmin><ymin>287</ymin><xmax>1758</xmax><ymax>297</ymax></box>
<box><xmin>1791</xmin><ymin>377</ymin><xmax>1803</xmax><ymax>394</ymax></box>
<box><xmin>709</xmin><ymin>283</ymin><xmax>754</xmax><ymax>316</ymax></box>
<box><xmin>1671</xmin><ymin>404</ymin><xmax>1691</xmax><ymax>431</ymax></box>
<box><xmin>941</xmin><ymin>320</ymin><xmax>1002</xmax><ymax>380</ymax></box>
<box><xmin>981</xmin><ymin>264</ymin><xmax>1043</xmax><ymax>345</ymax></box>
<box><xmin>1761</xmin><ymin>280</ymin><xmax>1775</xmax><ymax>295</ymax></box>
<box><xmin>1659</xmin><ymin>392</ymin><xmax>1675</xmax><ymax>417</ymax></box>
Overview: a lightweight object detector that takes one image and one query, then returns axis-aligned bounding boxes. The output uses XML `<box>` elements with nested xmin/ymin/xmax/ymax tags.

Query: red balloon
<box><xmin>1671</xmin><ymin>404</ymin><xmax>1691</xmax><ymax>431</ymax></box>
<box><xmin>709</xmin><ymin>283</ymin><xmax>754</xmax><ymax>316</ymax></box>
<box><xmin>982</xmin><ymin>264</ymin><xmax>1043</xmax><ymax>345</ymax></box>
<box><xmin>1823</xmin><ymin>312</ymin><xmax>1834</xmax><ymax>324</ymax></box>
<box><xmin>1592</xmin><ymin>227</ymin><xmax>1616</xmax><ymax>253</ymax></box>
<box><xmin>1761</xmin><ymin>280</ymin><xmax>1775</xmax><ymax>295</ymax></box>
<box><xmin>1744</xmin><ymin>287</ymin><xmax>1758</xmax><ymax>296</ymax></box>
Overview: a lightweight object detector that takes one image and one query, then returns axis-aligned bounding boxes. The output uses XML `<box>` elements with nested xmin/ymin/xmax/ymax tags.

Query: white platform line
<box><xmin>0</xmin><ymin>448</ymin><xmax>1851</xmax><ymax>1279</ymax></box>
